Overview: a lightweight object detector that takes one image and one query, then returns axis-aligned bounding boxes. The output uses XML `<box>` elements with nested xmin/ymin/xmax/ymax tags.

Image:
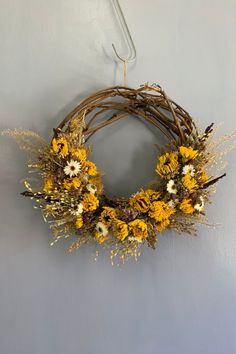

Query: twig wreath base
<box><xmin>2</xmin><ymin>84</ymin><xmax>235</xmax><ymax>262</ymax></box>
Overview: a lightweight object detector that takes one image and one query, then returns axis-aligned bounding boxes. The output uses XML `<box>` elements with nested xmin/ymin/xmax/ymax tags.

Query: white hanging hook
<box><xmin>112</xmin><ymin>0</ymin><xmax>137</xmax><ymax>63</ymax></box>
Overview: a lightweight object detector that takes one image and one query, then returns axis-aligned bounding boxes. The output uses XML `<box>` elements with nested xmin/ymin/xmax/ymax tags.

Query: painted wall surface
<box><xmin>0</xmin><ymin>1</ymin><xmax>236</xmax><ymax>353</ymax></box>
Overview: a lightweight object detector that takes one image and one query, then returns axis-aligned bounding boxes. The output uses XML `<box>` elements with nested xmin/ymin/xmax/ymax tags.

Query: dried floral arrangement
<box><xmin>2</xmin><ymin>84</ymin><xmax>235</xmax><ymax>263</ymax></box>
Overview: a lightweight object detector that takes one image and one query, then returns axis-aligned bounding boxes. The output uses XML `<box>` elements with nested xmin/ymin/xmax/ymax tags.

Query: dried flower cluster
<box><xmin>2</xmin><ymin>84</ymin><xmax>235</xmax><ymax>263</ymax></box>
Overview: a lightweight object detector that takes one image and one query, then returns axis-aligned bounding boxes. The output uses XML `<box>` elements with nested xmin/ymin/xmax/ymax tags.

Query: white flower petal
<box><xmin>96</xmin><ymin>222</ymin><xmax>108</xmax><ymax>236</ymax></box>
<box><xmin>128</xmin><ymin>236</ymin><xmax>142</xmax><ymax>243</ymax></box>
<box><xmin>71</xmin><ymin>203</ymin><xmax>83</xmax><ymax>216</ymax></box>
<box><xmin>167</xmin><ymin>179</ymin><xmax>177</xmax><ymax>194</ymax></box>
<box><xmin>194</xmin><ymin>196</ymin><xmax>204</xmax><ymax>211</ymax></box>
<box><xmin>182</xmin><ymin>164</ymin><xmax>195</xmax><ymax>176</ymax></box>
<box><xmin>86</xmin><ymin>184</ymin><xmax>97</xmax><ymax>194</ymax></box>
<box><xmin>168</xmin><ymin>200</ymin><xmax>175</xmax><ymax>208</ymax></box>
<box><xmin>64</xmin><ymin>159</ymin><xmax>81</xmax><ymax>177</ymax></box>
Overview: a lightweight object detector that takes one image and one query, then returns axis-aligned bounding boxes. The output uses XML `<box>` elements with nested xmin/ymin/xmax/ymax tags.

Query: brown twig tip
<box><xmin>205</xmin><ymin>123</ymin><xmax>214</xmax><ymax>134</ymax></box>
<box><xmin>202</xmin><ymin>173</ymin><xmax>226</xmax><ymax>189</ymax></box>
<box><xmin>21</xmin><ymin>191</ymin><xmax>44</xmax><ymax>199</ymax></box>
<box><xmin>21</xmin><ymin>191</ymin><xmax>34</xmax><ymax>197</ymax></box>
<box><xmin>199</xmin><ymin>123</ymin><xmax>215</xmax><ymax>142</ymax></box>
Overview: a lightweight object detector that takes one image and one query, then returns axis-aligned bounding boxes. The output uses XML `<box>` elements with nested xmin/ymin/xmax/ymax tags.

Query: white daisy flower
<box><xmin>86</xmin><ymin>184</ymin><xmax>97</xmax><ymax>194</ymax></box>
<box><xmin>96</xmin><ymin>222</ymin><xmax>108</xmax><ymax>236</ymax></box>
<box><xmin>64</xmin><ymin>159</ymin><xmax>81</xmax><ymax>177</ymax></box>
<box><xmin>182</xmin><ymin>164</ymin><xmax>195</xmax><ymax>176</ymax></box>
<box><xmin>194</xmin><ymin>196</ymin><xmax>204</xmax><ymax>212</ymax></box>
<box><xmin>71</xmin><ymin>203</ymin><xmax>83</xmax><ymax>216</ymax></box>
<box><xmin>167</xmin><ymin>179</ymin><xmax>177</xmax><ymax>194</ymax></box>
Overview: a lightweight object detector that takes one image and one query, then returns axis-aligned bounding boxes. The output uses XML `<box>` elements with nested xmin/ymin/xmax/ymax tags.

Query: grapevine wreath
<box><xmin>2</xmin><ymin>84</ymin><xmax>235</xmax><ymax>262</ymax></box>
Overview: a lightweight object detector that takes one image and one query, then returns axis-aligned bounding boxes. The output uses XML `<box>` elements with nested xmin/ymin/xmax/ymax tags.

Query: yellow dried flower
<box><xmin>128</xmin><ymin>219</ymin><xmax>148</xmax><ymax>241</ymax></box>
<box><xmin>82</xmin><ymin>160</ymin><xmax>98</xmax><ymax>176</ymax></box>
<box><xmin>149</xmin><ymin>201</ymin><xmax>175</xmax><ymax>222</ymax></box>
<box><xmin>94</xmin><ymin>222</ymin><xmax>109</xmax><ymax>244</ymax></box>
<box><xmin>199</xmin><ymin>171</ymin><xmax>209</xmax><ymax>184</ymax></box>
<box><xmin>63</xmin><ymin>177</ymin><xmax>81</xmax><ymax>190</ymax></box>
<box><xmin>82</xmin><ymin>192</ymin><xmax>99</xmax><ymax>211</ymax></box>
<box><xmin>113</xmin><ymin>219</ymin><xmax>129</xmax><ymax>241</ymax></box>
<box><xmin>179</xmin><ymin>146</ymin><xmax>198</xmax><ymax>160</ymax></box>
<box><xmin>179</xmin><ymin>198</ymin><xmax>194</xmax><ymax>214</ymax></box>
<box><xmin>100</xmin><ymin>207</ymin><xmax>116</xmax><ymax>226</ymax></box>
<box><xmin>129</xmin><ymin>190</ymin><xmax>150</xmax><ymax>213</ymax></box>
<box><xmin>43</xmin><ymin>176</ymin><xmax>54</xmax><ymax>193</ymax></box>
<box><xmin>182</xmin><ymin>174</ymin><xmax>198</xmax><ymax>191</ymax></box>
<box><xmin>156</xmin><ymin>152</ymin><xmax>179</xmax><ymax>179</ymax></box>
<box><xmin>71</xmin><ymin>147</ymin><xmax>87</xmax><ymax>161</ymax></box>
<box><xmin>156</xmin><ymin>218</ymin><xmax>170</xmax><ymax>232</ymax></box>
<box><xmin>51</xmin><ymin>137</ymin><xmax>69</xmax><ymax>157</ymax></box>
<box><xmin>145</xmin><ymin>189</ymin><xmax>161</xmax><ymax>201</ymax></box>
<box><xmin>95</xmin><ymin>232</ymin><xmax>108</xmax><ymax>244</ymax></box>
<box><xmin>75</xmin><ymin>216</ymin><xmax>83</xmax><ymax>229</ymax></box>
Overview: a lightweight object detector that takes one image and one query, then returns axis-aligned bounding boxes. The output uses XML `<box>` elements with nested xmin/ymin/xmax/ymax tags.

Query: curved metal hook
<box><xmin>112</xmin><ymin>0</ymin><xmax>136</xmax><ymax>63</ymax></box>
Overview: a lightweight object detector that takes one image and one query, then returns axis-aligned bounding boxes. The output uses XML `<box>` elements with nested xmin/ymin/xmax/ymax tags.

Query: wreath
<box><xmin>2</xmin><ymin>84</ymin><xmax>234</xmax><ymax>262</ymax></box>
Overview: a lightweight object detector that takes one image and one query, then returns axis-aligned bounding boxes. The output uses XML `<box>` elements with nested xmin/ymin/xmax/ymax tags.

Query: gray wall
<box><xmin>0</xmin><ymin>1</ymin><xmax>236</xmax><ymax>353</ymax></box>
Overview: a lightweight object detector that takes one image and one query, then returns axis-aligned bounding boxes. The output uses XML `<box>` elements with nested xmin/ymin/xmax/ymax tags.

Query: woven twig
<box><xmin>55</xmin><ymin>85</ymin><xmax>198</xmax><ymax>144</ymax></box>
